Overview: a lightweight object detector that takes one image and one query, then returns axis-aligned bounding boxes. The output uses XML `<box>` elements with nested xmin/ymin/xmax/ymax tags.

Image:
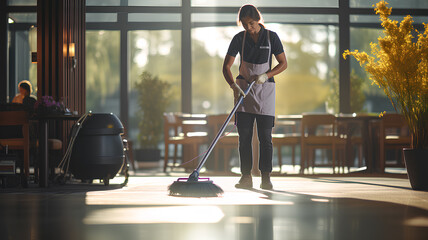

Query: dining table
<box><xmin>37</xmin><ymin>113</ymin><xmax>81</xmax><ymax>187</ymax></box>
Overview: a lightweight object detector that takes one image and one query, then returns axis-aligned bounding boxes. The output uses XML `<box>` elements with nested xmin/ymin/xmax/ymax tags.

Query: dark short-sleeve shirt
<box><xmin>227</xmin><ymin>24</ymin><xmax>284</xmax><ymax>81</ymax></box>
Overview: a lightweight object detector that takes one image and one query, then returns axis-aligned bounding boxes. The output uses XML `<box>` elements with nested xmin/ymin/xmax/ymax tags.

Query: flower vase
<box><xmin>404</xmin><ymin>148</ymin><xmax>428</xmax><ymax>191</ymax></box>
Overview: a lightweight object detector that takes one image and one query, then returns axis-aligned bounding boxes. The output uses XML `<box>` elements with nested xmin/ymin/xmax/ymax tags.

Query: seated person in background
<box><xmin>12</xmin><ymin>80</ymin><xmax>36</xmax><ymax>112</ymax></box>
<box><xmin>0</xmin><ymin>81</ymin><xmax>37</xmax><ymax>139</ymax></box>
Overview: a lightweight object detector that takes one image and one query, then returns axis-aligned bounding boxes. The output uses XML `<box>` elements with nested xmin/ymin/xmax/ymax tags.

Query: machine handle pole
<box><xmin>194</xmin><ymin>81</ymin><xmax>255</xmax><ymax>173</ymax></box>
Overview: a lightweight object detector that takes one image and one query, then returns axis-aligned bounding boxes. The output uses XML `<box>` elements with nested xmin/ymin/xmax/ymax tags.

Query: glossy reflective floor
<box><xmin>1</xmin><ymin>176</ymin><xmax>428</xmax><ymax>240</ymax></box>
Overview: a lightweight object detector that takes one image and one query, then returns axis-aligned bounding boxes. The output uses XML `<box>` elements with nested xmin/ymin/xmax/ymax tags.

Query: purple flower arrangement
<box><xmin>34</xmin><ymin>96</ymin><xmax>65</xmax><ymax>115</ymax></box>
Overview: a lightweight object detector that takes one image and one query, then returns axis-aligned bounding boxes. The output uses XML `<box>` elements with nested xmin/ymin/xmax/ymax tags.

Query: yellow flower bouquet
<box><xmin>344</xmin><ymin>1</ymin><xmax>428</xmax><ymax>149</ymax></box>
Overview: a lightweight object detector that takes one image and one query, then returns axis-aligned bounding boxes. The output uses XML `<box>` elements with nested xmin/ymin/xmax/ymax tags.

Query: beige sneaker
<box><xmin>260</xmin><ymin>172</ymin><xmax>273</xmax><ymax>190</ymax></box>
<box><xmin>235</xmin><ymin>174</ymin><xmax>253</xmax><ymax>189</ymax></box>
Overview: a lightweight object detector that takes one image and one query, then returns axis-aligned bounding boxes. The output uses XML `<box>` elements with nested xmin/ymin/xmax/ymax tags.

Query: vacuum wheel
<box><xmin>103</xmin><ymin>177</ymin><xmax>109</xmax><ymax>186</ymax></box>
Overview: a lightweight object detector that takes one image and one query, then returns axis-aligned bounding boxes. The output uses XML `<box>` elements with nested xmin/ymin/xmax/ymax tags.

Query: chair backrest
<box><xmin>178</xmin><ymin>114</ymin><xmax>207</xmax><ymax>134</ymax></box>
<box><xmin>381</xmin><ymin>113</ymin><xmax>409</xmax><ymax>137</ymax></box>
<box><xmin>207</xmin><ymin>114</ymin><xmax>235</xmax><ymax>135</ymax></box>
<box><xmin>301</xmin><ymin>114</ymin><xmax>336</xmax><ymax>137</ymax></box>
<box><xmin>0</xmin><ymin>111</ymin><xmax>29</xmax><ymax>141</ymax></box>
<box><xmin>0</xmin><ymin>111</ymin><xmax>29</xmax><ymax>126</ymax></box>
<box><xmin>274</xmin><ymin>116</ymin><xmax>298</xmax><ymax>134</ymax></box>
<box><xmin>164</xmin><ymin>112</ymin><xmax>209</xmax><ymax>139</ymax></box>
<box><xmin>163</xmin><ymin>112</ymin><xmax>177</xmax><ymax>124</ymax></box>
<box><xmin>163</xmin><ymin>113</ymin><xmax>179</xmax><ymax>138</ymax></box>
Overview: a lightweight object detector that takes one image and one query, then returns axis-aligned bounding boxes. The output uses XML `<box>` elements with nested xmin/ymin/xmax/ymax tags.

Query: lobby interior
<box><xmin>1</xmin><ymin>1</ymin><xmax>428</xmax><ymax>239</ymax></box>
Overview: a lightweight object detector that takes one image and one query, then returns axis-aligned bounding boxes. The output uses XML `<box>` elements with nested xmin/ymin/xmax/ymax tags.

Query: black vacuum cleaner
<box><xmin>70</xmin><ymin>113</ymin><xmax>125</xmax><ymax>185</ymax></box>
<box><xmin>168</xmin><ymin>81</ymin><xmax>255</xmax><ymax>197</ymax></box>
<box><xmin>56</xmin><ymin>112</ymin><xmax>126</xmax><ymax>186</ymax></box>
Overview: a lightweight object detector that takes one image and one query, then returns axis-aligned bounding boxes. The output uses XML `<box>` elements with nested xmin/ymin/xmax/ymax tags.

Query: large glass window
<box><xmin>7</xmin><ymin>13</ymin><xmax>37</xmax><ymax>101</ymax></box>
<box><xmin>191</xmin><ymin>13</ymin><xmax>338</xmax><ymax>25</ymax></box>
<box><xmin>347</xmin><ymin>12</ymin><xmax>423</xmax><ymax>113</ymax></box>
<box><xmin>351</xmin><ymin>15</ymin><xmax>427</xmax><ymax>25</ymax></box>
<box><xmin>192</xmin><ymin>0</ymin><xmax>338</xmax><ymax>7</ymax></box>
<box><xmin>82</xmin><ymin>0</ymin><xmax>428</xmax><ymax>126</ymax></box>
<box><xmin>128</xmin><ymin>30</ymin><xmax>181</xmax><ymax>145</ymax></box>
<box><xmin>7</xmin><ymin>0</ymin><xmax>36</xmax><ymax>6</ymax></box>
<box><xmin>351</xmin><ymin>0</ymin><xmax>428</xmax><ymax>8</ymax></box>
<box><xmin>86</xmin><ymin>13</ymin><xmax>117</xmax><ymax>22</ymax></box>
<box><xmin>128</xmin><ymin>0</ymin><xmax>181</xmax><ymax>6</ymax></box>
<box><xmin>128</xmin><ymin>13</ymin><xmax>181</xmax><ymax>22</ymax></box>
<box><xmin>86</xmin><ymin>0</ymin><xmax>181</xmax><ymax>6</ymax></box>
<box><xmin>191</xmin><ymin>26</ymin><xmax>239</xmax><ymax>114</ymax></box>
<box><xmin>191</xmin><ymin>19</ymin><xmax>339</xmax><ymax>114</ymax></box>
<box><xmin>8</xmin><ymin>13</ymin><xmax>37</xmax><ymax>23</ymax></box>
<box><xmin>85</xmin><ymin>31</ymin><xmax>121</xmax><ymax>116</ymax></box>
<box><xmin>273</xmin><ymin>24</ymin><xmax>339</xmax><ymax>114</ymax></box>
<box><xmin>349</xmin><ymin>27</ymin><xmax>395</xmax><ymax>113</ymax></box>
<box><xmin>86</xmin><ymin>0</ymin><xmax>121</xmax><ymax>6</ymax></box>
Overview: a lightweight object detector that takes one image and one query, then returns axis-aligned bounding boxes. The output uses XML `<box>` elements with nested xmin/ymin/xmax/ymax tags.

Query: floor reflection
<box><xmin>83</xmin><ymin>206</ymin><xmax>224</xmax><ymax>224</ymax></box>
<box><xmin>1</xmin><ymin>179</ymin><xmax>428</xmax><ymax>240</ymax></box>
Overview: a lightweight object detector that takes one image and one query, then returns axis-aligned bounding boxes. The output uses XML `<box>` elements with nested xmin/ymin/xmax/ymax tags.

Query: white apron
<box><xmin>236</xmin><ymin>30</ymin><xmax>275</xmax><ymax>116</ymax></box>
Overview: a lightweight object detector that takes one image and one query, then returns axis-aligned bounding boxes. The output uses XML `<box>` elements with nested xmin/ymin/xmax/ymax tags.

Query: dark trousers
<box><xmin>236</xmin><ymin>112</ymin><xmax>274</xmax><ymax>175</ymax></box>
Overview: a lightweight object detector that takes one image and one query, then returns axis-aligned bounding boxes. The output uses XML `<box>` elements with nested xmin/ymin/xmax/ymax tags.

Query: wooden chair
<box><xmin>163</xmin><ymin>113</ymin><xmax>208</xmax><ymax>172</ymax></box>
<box><xmin>36</xmin><ymin>139</ymin><xmax>62</xmax><ymax>151</ymax></box>
<box><xmin>272</xmin><ymin>118</ymin><xmax>301</xmax><ymax>172</ymax></box>
<box><xmin>300</xmin><ymin>114</ymin><xmax>346</xmax><ymax>174</ymax></box>
<box><xmin>163</xmin><ymin>113</ymin><xmax>180</xmax><ymax>172</ymax></box>
<box><xmin>379</xmin><ymin>113</ymin><xmax>411</xmax><ymax>172</ymax></box>
<box><xmin>207</xmin><ymin>114</ymin><xmax>239</xmax><ymax>173</ymax></box>
<box><xmin>0</xmin><ymin>111</ymin><xmax>30</xmax><ymax>177</ymax></box>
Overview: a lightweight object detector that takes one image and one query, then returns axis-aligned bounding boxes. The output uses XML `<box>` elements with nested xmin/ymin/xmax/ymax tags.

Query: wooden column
<box><xmin>37</xmin><ymin>0</ymin><xmax>85</xmax><ymax>114</ymax></box>
<box><xmin>62</xmin><ymin>0</ymin><xmax>86</xmax><ymax>114</ymax></box>
<box><xmin>37</xmin><ymin>0</ymin><xmax>86</xmax><ymax>150</ymax></box>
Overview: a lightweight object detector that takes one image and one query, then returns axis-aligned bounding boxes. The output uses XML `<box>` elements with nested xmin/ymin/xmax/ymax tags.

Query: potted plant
<box><xmin>134</xmin><ymin>71</ymin><xmax>171</xmax><ymax>165</ymax></box>
<box><xmin>344</xmin><ymin>1</ymin><xmax>428</xmax><ymax>190</ymax></box>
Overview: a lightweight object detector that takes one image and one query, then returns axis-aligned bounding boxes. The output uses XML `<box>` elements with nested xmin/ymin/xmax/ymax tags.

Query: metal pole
<box><xmin>181</xmin><ymin>0</ymin><xmax>192</xmax><ymax>113</ymax></box>
<box><xmin>339</xmin><ymin>0</ymin><xmax>351</xmax><ymax>113</ymax></box>
<box><xmin>39</xmin><ymin>120</ymin><xmax>49</xmax><ymax>187</ymax></box>
<box><xmin>194</xmin><ymin>81</ymin><xmax>255</xmax><ymax>174</ymax></box>
<box><xmin>119</xmin><ymin>9</ymin><xmax>129</xmax><ymax>130</ymax></box>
